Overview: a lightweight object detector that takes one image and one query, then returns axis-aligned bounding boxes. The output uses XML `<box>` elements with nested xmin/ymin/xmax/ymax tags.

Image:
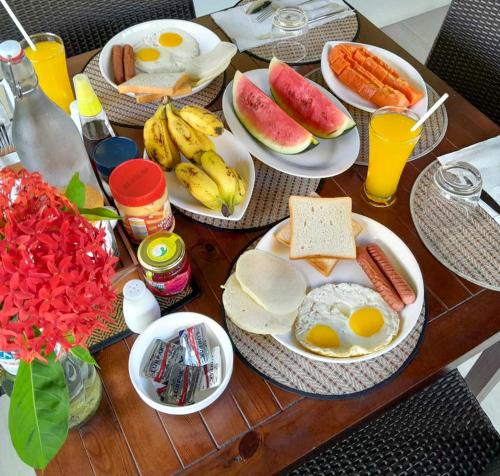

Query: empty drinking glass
<box><xmin>272</xmin><ymin>7</ymin><xmax>309</xmax><ymax>63</ymax></box>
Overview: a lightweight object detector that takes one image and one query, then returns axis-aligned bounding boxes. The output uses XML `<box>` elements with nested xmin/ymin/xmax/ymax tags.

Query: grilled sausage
<box><xmin>112</xmin><ymin>45</ymin><xmax>124</xmax><ymax>85</ymax></box>
<box><xmin>123</xmin><ymin>44</ymin><xmax>135</xmax><ymax>81</ymax></box>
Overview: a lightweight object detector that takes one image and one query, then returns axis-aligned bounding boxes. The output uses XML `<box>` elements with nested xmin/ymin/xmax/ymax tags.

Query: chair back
<box><xmin>0</xmin><ymin>0</ymin><xmax>195</xmax><ymax>57</ymax></box>
<box><xmin>426</xmin><ymin>0</ymin><xmax>500</xmax><ymax>124</ymax></box>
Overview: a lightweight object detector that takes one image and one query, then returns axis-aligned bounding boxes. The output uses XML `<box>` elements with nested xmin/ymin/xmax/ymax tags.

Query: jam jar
<box><xmin>138</xmin><ymin>232</ymin><xmax>192</xmax><ymax>296</ymax></box>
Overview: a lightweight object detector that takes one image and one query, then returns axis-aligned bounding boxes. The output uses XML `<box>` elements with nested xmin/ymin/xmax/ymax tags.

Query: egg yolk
<box><xmin>159</xmin><ymin>32</ymin><xmax>183</xmax><ymax>47</ymax></box>
<box><xmin>349</xmin><ymin>307</ymin><xmax>384</xmax><ymax>337</ymax></box>
<box><xmin>135</xmin><ymin>48</ymin><xmax>160</xmax><ymax>62</ymax></box>
<box><xmin>306</xmin><ymin>325</ymin><xmax>340</xmax><ymax>348</ymax></box>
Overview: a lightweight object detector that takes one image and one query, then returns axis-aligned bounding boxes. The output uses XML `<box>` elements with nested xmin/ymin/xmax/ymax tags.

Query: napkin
<box><xmin>437</xmin><ymin>135</ymin><xmax>500</xmax><ymax>223</ymax></box>
<box><xmin>211</xmin><ymin>0</ymin><xmax>354</xmax><ymax>52</ymax></box>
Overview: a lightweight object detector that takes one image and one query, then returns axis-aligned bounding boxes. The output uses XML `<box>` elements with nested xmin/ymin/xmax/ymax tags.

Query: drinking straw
<box><xmin>0</xmin><ymin>0</ymin><xmax>37</xmax><ymax>50</ymax></box>
<box><xmin>411</xmin><ymin>93</ymin><xmax>449</xmax><ymax>131</ymax></box>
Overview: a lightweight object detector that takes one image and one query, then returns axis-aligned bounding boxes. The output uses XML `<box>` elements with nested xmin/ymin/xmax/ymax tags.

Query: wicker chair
<box><xmin>426</xmin><ymin>0</ymin><xmax>500</xmax><ymax>124</ymax></box>
<box><xmin>0</xmin><ymin>0</ymin><xmax>195</xmax><ymax>57</ymax></box>
<box><xmin>282</xmin><ymin>371</ymin><xmax>500</xmax><ymax>475</ymax></box>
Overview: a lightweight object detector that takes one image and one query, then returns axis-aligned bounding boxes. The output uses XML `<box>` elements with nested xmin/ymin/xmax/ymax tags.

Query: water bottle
<box><xmin>0</xmin><ymin>40</ymin><xmax>99</xmax><ymax>189</ymax></box>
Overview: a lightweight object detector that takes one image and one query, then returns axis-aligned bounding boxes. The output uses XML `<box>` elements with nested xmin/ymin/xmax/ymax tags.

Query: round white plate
<box><xmin>222</xmin><ymin>69</ymin><xmax>360</xmax><ymax>179</ymax></box>
<box><xmin>100</xmin><ymin>19</ymin><xmax>222</xmax><ymax>99</ymax></box>
<box><xmin>255</xmin><ymin>213</ymin><xmax>424</xmax><ymax>363</ymax></box>
<box><xmin>321</xmin><ymin>41</ymin><xmax>428</xmax><ymax>116</ymax></box>
<box><xmin>145</xmin><ymin>129</ymin><xmax>255</xmax><ymax>221</ymax></box>
<box><xmin>129</xmin><ymin>312</ymin><xmax>233</xmax><ymax>415</ymax></box>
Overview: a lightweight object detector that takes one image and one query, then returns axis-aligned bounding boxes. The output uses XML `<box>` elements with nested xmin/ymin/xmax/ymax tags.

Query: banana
<box><xmin>179</xmin><ymin>105</ymin><xmax>224</xmax><ymax>137</ymax></box>
<box><xmin>143</xmin><ymin>104</ymin><xmax>180</xmax><ymax>171</ymax></box>
<box><xmin>233</xmin><ymin>170</ymin><xmax>246</xmax><ymax>206</ymax></box>
<box><xmin>192</xmin><ymin>128</ymin><xmax>215</xmax><ymax>154</ymax></box>
<box><xmin>166</xmin><ymin>102</ymin><xmax>205</xmax><ymax>164</ymax></box>
<box><xmin>175</xmin><ymin>163</ymin><xmax>230</xmax><ymax>216</ymax></box>
<box><xmin>200</xmin><ymin>150</ymin><xmax>239</xmax><ymax>215</ymax></box>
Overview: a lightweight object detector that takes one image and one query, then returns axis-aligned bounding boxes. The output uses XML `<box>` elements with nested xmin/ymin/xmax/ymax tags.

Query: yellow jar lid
<box><xmin>138</xmin><ymin>232</ymin><xmax>185</xmax><ymax>273</ymax></box>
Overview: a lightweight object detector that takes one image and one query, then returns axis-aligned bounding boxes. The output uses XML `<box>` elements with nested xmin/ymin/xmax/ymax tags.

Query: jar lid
<box><xmin>109</xmin><ymin>159</ymin><xmax>165</xmax><ymax>207</ymax></box>
<box><xmin>138</xmin><ymin>232</ymin><xmax>185</xmax><ymax>273</ymax></box>
<box><xmin>94</xmin><ymin>137</ymin><xmax>139</xmax><ymax>177</ymax></box>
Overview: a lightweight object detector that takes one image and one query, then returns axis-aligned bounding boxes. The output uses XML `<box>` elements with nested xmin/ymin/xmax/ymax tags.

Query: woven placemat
<box><xmin>87</xmin><ymin>280</ymin><xmax>200</xmax><ymax>353</ymax></box>
<box><xmin>305</xmin><ymin>69</ymin><xmax>448</xmax><ymax>165</ymax></box>
<box><xmin>83</xmin><ymin>52</ymin><xmax>225</xmax><ymax>128</ymax></box>
<box><xmin>224</xmin><ymin>240</ymin><xmax>426</xmax><ymax>398</ymax></box>
<box><xmin>239</xmin><ymin>0</ymin><xmax>359</xmax><ymax>65</ymax></box>
<box><xmin>410</xmin><ymin>161</ymin><xmax>500</xmax><ymax>291</ymax></box>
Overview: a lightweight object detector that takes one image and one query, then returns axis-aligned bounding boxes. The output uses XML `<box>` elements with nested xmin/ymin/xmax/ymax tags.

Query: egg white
<box><xmin>295</xmin><ymin>283</ymin><xmax>399</xmax><ymax>358</ymax></box>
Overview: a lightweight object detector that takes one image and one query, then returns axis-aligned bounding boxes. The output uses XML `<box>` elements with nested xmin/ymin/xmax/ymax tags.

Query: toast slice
<box><xmin>275</xmin><ymin>220</ymin><xmax>362</xmax><ymax>276</ymax></box>
<box><xmin>289</xmin><ymin>196</ymin><xmax>356</xmax><ymax>260</ymax></box>
<box><xmin>118</xmin><ymin>72</ymin><xmax>190</xmax><ymax>95</ymax></box>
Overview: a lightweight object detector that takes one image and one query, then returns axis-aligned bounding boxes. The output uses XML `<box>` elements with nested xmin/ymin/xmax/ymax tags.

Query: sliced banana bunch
<box><xmin>179</xmin><ymin>105</ymin><xmax>224</xmax><ymax>137</ymax></box>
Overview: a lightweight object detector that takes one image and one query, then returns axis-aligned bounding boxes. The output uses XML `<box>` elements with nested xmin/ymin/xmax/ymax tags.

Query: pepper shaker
<box><xmin>123</xmin><ymin>279</ymin><xmax>161</xmax><ymax>333</ymax></box>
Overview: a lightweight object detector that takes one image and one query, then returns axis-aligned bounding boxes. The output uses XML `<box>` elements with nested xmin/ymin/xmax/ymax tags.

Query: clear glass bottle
<box><xmin>0</xmin><ymin>40</ymin><xmax>99</xmax><ymax>189</ymax></box>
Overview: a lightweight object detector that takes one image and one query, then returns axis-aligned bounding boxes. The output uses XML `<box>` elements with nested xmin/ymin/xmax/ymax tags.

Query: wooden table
<box><xmin>45</xmin><ymin>12</ymin><xmax>500</xmax><ymax>476</ymax></box>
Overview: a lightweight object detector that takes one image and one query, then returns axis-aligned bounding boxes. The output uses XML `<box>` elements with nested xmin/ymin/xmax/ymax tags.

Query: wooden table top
<box><xmin>44</xmin><ymin>11</ymin><xmax>500</xmax><ymax>476</ymax></box>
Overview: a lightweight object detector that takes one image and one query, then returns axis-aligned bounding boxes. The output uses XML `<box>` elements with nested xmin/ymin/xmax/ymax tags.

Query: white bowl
<box><xmin>128</xmin><ymin>312</ymin><xmax>234</xmax><ymax>414</ymax></box>
<box><xmin>99</xmin><ymin>19</ymin><xmax>222</xmax><ymax>99</ymax></box>
<box><xmin>145</xmin><ymin>129</ymin><xmax>256</xmax><ymax>221</ymax></box>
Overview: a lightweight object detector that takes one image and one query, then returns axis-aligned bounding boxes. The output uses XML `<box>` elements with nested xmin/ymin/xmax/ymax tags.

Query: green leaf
<box><xmin>9</xmin><ymin>354</ymin><xmax>69</xmax><ymax>469</ymax></box>
<box><xmin>65</xmin><ymin>173</ymin><xmax>86</xmax><ymax>208</ymax></box>
<box><xmin>78</xmin><ymin>207</ymin><xmax>122</xmax><ymax>222</ymax></box>
<box><xmin>70</xmin><ymin>346</ymin><xmax>99</xmax><ymax>367</ymax></box>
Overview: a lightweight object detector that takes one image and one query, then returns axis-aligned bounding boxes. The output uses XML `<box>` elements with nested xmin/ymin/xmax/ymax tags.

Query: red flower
<box><xmin>0</xmin><ymin>169</ymin><xmax>117</xmax><ymax>362</ymax></box>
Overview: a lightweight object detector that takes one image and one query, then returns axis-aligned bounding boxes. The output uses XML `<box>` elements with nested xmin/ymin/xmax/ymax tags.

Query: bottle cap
<box><xmin>109</xmin><ymin>159</ymin><xmax>166</xmax><ymax>207</ymax></box>
<box><xmin>94</xmin><ymin>136</ymin><xmax>139</xmax><ymax>177</ymax></box>
<box><xmin>123</xmin><ymin>279</ymin><xmax>146</xmax><ymax>300</ymax></box>
<box><xmin>138</xmin><ymin>232</ymin><xmax>186</xmax><ymax>273</ymax></box>
<box><xmin>0</xmin><ymin>40</ymin><xmax>23</xmax><ymax>63</ymax></box>
<box><xmin>73</xmin><ymin>73</ymin><xmax>102</xmax><ymax>117</ymax></box>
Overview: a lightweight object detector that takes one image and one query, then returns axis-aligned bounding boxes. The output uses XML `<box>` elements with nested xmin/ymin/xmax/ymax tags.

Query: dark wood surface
<box><xmin>43</xmin><ymin>11</ymin><xmax>500</xmax><ymax>476</ymax></box>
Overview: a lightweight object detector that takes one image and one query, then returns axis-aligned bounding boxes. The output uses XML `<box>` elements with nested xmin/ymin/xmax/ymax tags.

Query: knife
<box><xmin>480</xmin><ymin>190</ymin><xmax>500</xmax><ymax>214</ymax></box>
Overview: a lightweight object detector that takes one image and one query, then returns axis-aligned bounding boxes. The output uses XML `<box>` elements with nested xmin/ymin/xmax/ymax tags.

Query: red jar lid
<box><xmin>109</xmin><ymin>159</ymin><xmax>166</xmax><ymax>207</ymax></box>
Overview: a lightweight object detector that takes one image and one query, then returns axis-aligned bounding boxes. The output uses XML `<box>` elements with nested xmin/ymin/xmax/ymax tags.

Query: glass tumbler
<box><xmin>364</xmin><ymin>106</ymin><xmax>421</xmax><ymax>207</ymax></box>
<box><xmin>22</xmin><ymin>33</ymin><xmax>75</xmax><ymax>113</ymax></box>
<box><xmin>272</xmin><ymin>7</ymin><xmax>309</xmax><ymax>63</ymax></box>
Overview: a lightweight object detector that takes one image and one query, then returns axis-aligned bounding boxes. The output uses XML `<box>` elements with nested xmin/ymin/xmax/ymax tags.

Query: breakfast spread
<box><xmin>295</xmin><ymin>283</ymin><xmax>399</xmax><ymax>358</ymax></box>
<box><xmin>328</xmin><ymin>44</ymin><xmax>423</xmax><ymax>108</ymax></box>
<box><xmin>141</xmin><ymin>324</ymin><xmax>222</xmax><ymax>406</ymax></box>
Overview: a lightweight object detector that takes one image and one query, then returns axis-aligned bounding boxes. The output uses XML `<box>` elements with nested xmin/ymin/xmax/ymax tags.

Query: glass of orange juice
<box><xmin>364</xmin><ymin>106</ymin><xmax>422</xmax><ymax>207</ymax></box>
<box><xmin>22</xmin><ymin>33</ymin><xmax>74</xmax><ymax>113</ymax></box>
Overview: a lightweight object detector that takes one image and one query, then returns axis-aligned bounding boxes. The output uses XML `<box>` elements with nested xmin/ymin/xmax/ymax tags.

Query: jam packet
<box><xmin>179</xmin><ymin>324</ymin><xmax>213</xmax><ymax>367</ymax></box>
<box><xmin>198</xmin><ymin>346</ymin><xmax>222</xmax><ymax>391</ymax></box>
<box><xmin>156</xmin><ymin>363</ymin><xmax>201</xmax><ymax>406</ymax></box>
<box><xmin>142</xmin><ymin>339</ymin><xmax>183</xmax><ymax>383</ymax></box>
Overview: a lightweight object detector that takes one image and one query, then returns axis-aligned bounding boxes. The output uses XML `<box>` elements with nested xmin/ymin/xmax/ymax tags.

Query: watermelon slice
<box><xmin>232</xmin><ymin>71</ymin><xmax>317</xmax><ymax>155</ymax></box>
<box><xmin>269</xmin><ymin>57</ymin><xmax>356</xmax><ymax>139</ymax></box>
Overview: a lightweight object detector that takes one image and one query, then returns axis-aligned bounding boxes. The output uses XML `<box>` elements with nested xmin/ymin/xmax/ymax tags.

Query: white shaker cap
<box><xmin>123</xmin><ymin>279</ymin><xmax>146</xmax><ymax>300</ymax></box>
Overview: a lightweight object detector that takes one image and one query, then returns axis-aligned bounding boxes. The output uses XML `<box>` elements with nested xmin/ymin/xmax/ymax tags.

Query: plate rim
<box><xmin>255</xmin><ymin>213</ymin><xmax>425</xmax><ymax>364</ymax></box>
<box><xmin>222</xmin><ymin>68</ymin><xmax>360</xmax><ymax>179</ymax></box>
<box><xmin>320</xmin><ymin>40</ymin><xmax>428</xmax><ymax>115</ymax></box>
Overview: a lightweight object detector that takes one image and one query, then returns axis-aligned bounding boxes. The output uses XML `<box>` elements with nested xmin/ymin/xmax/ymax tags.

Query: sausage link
<box><xmin>112</xmin><ymin>45</ymin><xmax>124</xmax><ymax>85</ymax></box>
<box><xmin>123</xmin><ymin>44</ymin><xmax>136</xmax><ymax>81</ymax></box>
<box><xmin>357</xmin><ymin>247</ymin><xmax>404</xmax><ymax>311</ymax></box>
<box><xmin>366</xmin><ymin>244</ymin><xmax>416</xmax><ymax>305</ymax></box>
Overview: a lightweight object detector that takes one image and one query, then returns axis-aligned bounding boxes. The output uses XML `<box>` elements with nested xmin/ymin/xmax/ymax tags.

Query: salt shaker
<box><xmin>123</xmin><ymin>279</ymin><xmax>161</xmax><ymax>334</ymax></box>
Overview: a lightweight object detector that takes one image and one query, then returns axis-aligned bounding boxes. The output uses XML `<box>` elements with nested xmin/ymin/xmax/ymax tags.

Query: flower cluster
<box><xmin>0</xmin><ymin>168</ymin><xmax>117</xmax><ymax>362</ymax></box>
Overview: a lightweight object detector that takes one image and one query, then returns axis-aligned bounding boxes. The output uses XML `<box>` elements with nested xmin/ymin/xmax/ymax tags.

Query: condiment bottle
<box><xmin>123</xmin><ymin>279</ymin><xmax>161</xmax><ymax>334</ymax></box>
<box><xmin>137</xmin><ymin>231</ymin><xmax>192</xmax><ymax>296</ymax></box>
<box><xmin>109</xmin><ymin>159</ymin><xmax>174</xmax><ymax>243</ymax></box>
<box><xmin>73</xmin><ymin>73</ymin><xmax>113</xmax><ymax>161</ymax></box>
<box><xmin>0</xmin><ymin>40</ymin><xmax>99</xmax><ymax>189</ymax></box>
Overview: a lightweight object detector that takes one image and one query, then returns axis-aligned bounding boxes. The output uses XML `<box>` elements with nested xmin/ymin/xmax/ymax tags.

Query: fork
<box><xmin>0</xmin><ymin>123</ymin><xmax>15</xmax><ymax>156</ymax></box>
<box><xmin>256</xmin><ymin>5</ymin><xmax>274</xmax><ymax>22</ymax></box>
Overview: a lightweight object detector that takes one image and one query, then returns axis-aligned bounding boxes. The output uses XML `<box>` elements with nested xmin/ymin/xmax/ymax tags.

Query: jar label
<box><xmin>124</xmin><ymin>202</ymin><xmax>174</xmax><ymax>242</ymax></box>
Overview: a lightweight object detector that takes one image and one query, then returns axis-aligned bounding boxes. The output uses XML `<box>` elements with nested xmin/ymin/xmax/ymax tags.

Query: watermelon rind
<box><xmin>269</xmin><ymin>57</ymin><xmax>356</xmax><ymax>140</ymax></box>
<box><xmin>232</xmin><ymin>71</ymin><xmax>316</xmax><ymax>155</ymax></box>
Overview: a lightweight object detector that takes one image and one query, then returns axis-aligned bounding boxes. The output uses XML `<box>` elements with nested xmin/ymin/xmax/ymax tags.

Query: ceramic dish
<box><xmin>128</xmin><ymin>312</ymin><xmax>234</xmax><ymax>415</ymax></box>
<box><xmin>255</xmin><ymin>213</ymin><xmax>424</xmax><ymax>363</ymax></box>
<box><xmin>145</xmin><ymin>129</ymin><xmax>255</xmax><ymax>221</ymax></box>
<box><xmin>321</xmin><ymin>41</ymin><xmax>428</xmax><ymax>116</ymax></box>
<box><xmin>222</xmin><ymin>69</ymin><xmax>360</xmax><ymax>179</ymax></box>
<box><xmin>100</xmin><ymin>19</ymin><xmax>222</xmax><ymax>99</ymax></box>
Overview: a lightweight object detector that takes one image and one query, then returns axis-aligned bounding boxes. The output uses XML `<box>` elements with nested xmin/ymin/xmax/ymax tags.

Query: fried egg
<box><xmin>295</xmin><ymin>283</ymin><xmax>399</xmax><ymax>358</ymax></box>
<box><xmin>134</xmin><ymin>29</ymin><xmax>200</xmax><ymax>74</ymax></box>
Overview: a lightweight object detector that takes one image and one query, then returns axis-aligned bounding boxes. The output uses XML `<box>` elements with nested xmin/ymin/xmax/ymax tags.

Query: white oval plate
<box><xmin>222</xmin><ymin>69</ymin><xmax>360</xmax><ymax>179</ymax></box>
<box><xmin>254</xmin><ymin>213</ymin><xmax>424</xmax><ymax>363</ymax></box>
<box><xmin>145</xmin><ymin>129</ymin><xmax>255</xmax><ymax>221</ymax></box>
<box><xmin>321</xmin><ymin>41</ymin><xmax>428</xmax><ymax>116</ymax></box>
<box><xmin>129</xmin><ymin>312</ymin><xmax>234</xmax><ymax>415</ymax></box>
<box><xmin>100</xmin><ymin>19</ymin><xmax>222</xmax><ymax>99</ymax></box>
